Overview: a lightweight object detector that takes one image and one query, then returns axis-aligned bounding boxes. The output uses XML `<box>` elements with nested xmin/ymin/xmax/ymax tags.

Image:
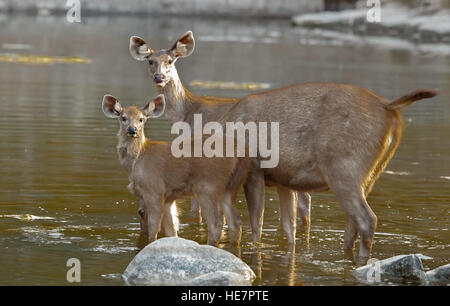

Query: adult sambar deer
<box><xmin>102</xmin><ymin>94</ymin><xmax>249</xmax><ymax>245</ymax></box>
<box><xmin>129</xmin><ymin>31</ymin><xmax>437</xmax><ymax>259</ymax></box>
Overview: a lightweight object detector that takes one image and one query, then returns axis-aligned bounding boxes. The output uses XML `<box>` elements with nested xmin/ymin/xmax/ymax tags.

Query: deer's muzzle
<box><xmin>127</xmin><ymin>127</ymin><xmax>137</xmax><ymax>137</ymax></box>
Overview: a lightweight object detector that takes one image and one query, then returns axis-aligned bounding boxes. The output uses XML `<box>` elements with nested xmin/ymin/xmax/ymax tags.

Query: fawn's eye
<box><xmin>139</xmin><ymin>118</ymin><xmax>143</xmax><ymax>122</ymax></box>
<box><xmin>148</xmin><ymin>60</ymin><xmax>154</xmax><ymax>65</ymax></box>
<box><xmin>167</xmin><ymin>59</ymin><xmax>173</xmax><ymax>65</ymax></box>
<box><xmin>122</xmin><ymin>117</ymin><xmax>126</xmax><ymax>122</ymax></box>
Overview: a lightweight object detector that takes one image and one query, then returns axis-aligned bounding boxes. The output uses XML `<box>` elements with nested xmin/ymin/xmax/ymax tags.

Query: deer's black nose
<box><xmin>127</xmin><ymin>127</ymin><xmax>136</xmax><ymax>135</ymax></box>
<box><xmin>154</xmin><ymin>74</ymin><xmax>164</xmax><ymax>83</ymax></box>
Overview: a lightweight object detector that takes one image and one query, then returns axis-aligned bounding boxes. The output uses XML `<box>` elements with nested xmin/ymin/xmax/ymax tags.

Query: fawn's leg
<box><xmin>142</xmin><ymin>193</ymin><xmax>164</xmax><ymax>244</ymax></box>
<box><xmin>160</xmin><ymin>201</ymin><xmax>178</xmax><ymax>237</ymax></box>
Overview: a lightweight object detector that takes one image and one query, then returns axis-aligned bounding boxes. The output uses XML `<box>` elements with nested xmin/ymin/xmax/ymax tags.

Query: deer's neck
<box><xmin>157</xmin><ymin>71</ymin><xmax>237</xmax><ymax>124</ymax></box>
<box><xmin>117</xmin><ymin>131</ymin><xmax>147</xmax><ymax>174</ymax></box>
<box><xmin>157</xmin><ymin>72</ymin><xmax>191</xmax><ymax>124</ymax></box>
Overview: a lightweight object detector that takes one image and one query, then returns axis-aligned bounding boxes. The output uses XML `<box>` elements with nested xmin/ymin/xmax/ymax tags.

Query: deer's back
<box><xmin>223</xmin><ymin>82</ymin><xmax>399</xmax><ymax>191</ymax></box>
<box><xmin>130</xmin><ymin>139</ymin><xmax>246</xmax><ymax>202</ymax></box>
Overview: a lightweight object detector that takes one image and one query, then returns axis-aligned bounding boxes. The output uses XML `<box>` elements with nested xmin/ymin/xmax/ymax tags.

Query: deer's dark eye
<box><xmin>148</xmin><ymin>60</ymin><xmax>154</xmax><ymax>65</ymax></box>
<box><xmin>168</xmin><ymin>59</ymin><xmax>173</xmax><ymax>65</ymax></box>
<box><xmin>139</xmin><ymin>118</ymin><xmax>143</xmax><ymax>122</ymax></box>
<box><xmin>122</xmin><ymin>117</ymin><xmax>126</xmax><ymax>122</ymax></box>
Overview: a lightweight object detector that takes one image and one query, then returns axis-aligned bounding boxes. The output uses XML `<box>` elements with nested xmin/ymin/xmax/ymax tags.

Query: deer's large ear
<box><xmin>129</xmin><ymin>36</ymin><xmax>152</xmax><ymax>61</ymax></box>
<box><xmin>142</xmin><ymin>94</ymin><xmax>166</xmax><ymax>119</ymax></box>
<box><xmin>102</xmin><ymin>95</ymin><xmax>122</xmax><ymax>118</ymax></box>
<box><xmin>169</xmin><ymin>31</ymin><xmax>195</xmax><ymax>59</ymax></box>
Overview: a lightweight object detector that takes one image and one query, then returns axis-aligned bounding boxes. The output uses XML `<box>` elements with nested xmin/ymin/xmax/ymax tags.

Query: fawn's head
<box><xmin>102</xmin><ymin>94</ymin><xmax>166</xmax><ymax>138</ymax></box>
<box><xmin>129</xmin><ymin>31</ymin><xmax>195</xmax><ymax>88</ymax></box>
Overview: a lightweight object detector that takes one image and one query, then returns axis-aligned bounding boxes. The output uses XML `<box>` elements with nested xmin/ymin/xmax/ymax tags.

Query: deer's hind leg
<box><xmin>338</xmin><ymin>113</ymin><xmax>401</xmax><ymax>254</ymax></box>
<box><xmin>343</xmin><ymin>218</ymin><xmax>359</xmax><ymax>250</ymax></box>
<box><xmin>327</xmin><ymin>179</ymin><xmax>377</xmax><ymax>259</ymax></box>
<box><xmin>319</xmin><ymin>157</ymin><xmax>378</xmax><ymax>259</ymax></box>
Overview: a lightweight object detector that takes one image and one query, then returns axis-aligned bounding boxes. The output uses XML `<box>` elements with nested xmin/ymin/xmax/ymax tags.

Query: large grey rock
<box><xmin>187</xmin><ymin>271</ymin><xmax>252</xmax><ymax>286</ymax></box>
<box><xmin>426</xmin><ymin>264</ymin><xmax>450</xmax><ymax>285</ymax></box>
<box><xmin>122</xmin><ymin>237</ymin><xmax>255</xmax><ymax>286</ymax></box>
<box><xmin>353</xmin><ymin>254</ymin><xmax>427</xmax><ymax>285</ymax></box>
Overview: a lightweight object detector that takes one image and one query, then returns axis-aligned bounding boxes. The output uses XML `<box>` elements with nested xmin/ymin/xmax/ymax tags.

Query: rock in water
<box><xmin>187</xmin><ymin>271</ymin><xmax>252</xmax><ymax>286</ymax></box>
<box><xmin>353</xmin><ymin>254</ymin><xmax>427</xmax><ymax>285</ymax></box>
<box><xmin>122</xmin><ymin>237</ymin><xmax>255</xmax><ymax>286</ymax></box>
<box><xmin>426</xmin><ymin>264</ymin><xmax>450</xmax><ymax>285</ymax></box>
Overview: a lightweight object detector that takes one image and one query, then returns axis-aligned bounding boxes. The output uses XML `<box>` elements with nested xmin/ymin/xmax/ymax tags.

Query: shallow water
<box><xmin>0</xmin><ymin>15</ymin><xmax>449</xmax><ymax>286</ymax></box>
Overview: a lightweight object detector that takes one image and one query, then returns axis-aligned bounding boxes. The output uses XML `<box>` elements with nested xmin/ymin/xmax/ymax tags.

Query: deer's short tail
<box><xmin>384</xmin><ymin>89</ymin><xmax>438</xmax><ymax>110</ymax></box>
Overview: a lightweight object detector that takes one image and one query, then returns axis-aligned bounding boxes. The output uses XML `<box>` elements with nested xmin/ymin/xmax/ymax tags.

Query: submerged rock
<box><xmin>122</xmin><ymin>237</ymin><xmax>255</xmax><ymax>286</ymax></box>
<box><xmin>426</xmin><ymin>264</ymin><xmax>450</xmax><ymax>285</ymax></box>
<box><xmin>353</xmin><ymin>254</ymin><xmax>427</xmax><ymax>285</ymax></box>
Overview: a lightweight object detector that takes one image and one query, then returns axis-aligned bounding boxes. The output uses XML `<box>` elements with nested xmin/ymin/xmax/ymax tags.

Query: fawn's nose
<box><xmin>127</xmin><ymin>127</ymin><xmax>137</xmax><ymax>136</ymax></box>
<box><xmin>153</xmin><ymin>73</ymin><xmax>164</xmax><ymax>83</ymax></box>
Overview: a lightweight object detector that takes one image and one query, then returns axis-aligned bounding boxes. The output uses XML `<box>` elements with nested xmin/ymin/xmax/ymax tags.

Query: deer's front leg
<box><xmin>297</xmin><ymin>192</ymin><xmax>311</xmax><ymax>227</ymax></box>
<box><xmin>277</xmin><ymin>186</ymin><xmax>297</xmax><ymax>244</ymax></box>
<box><xmin>195</xmin><ymin>193</ymin><xmax>223</xmax><ymax>246</ymax></box>
<box><xmin>160</xmin><ymin>201</ymin><xmax>178</xmax><ymax>237</ymax></box>
<box><xmin>244</xmin><ymin>169</ymin><xmax>265</xmax><ymax>243</ymax></box>
<box><xmin>143</xmin><ymin>194</ymin><xmax>164</xmax><ymax>244</ymax></box>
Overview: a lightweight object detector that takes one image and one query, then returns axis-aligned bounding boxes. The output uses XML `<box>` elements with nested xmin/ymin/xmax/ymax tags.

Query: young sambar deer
<box><xmin>129</xmin><ymin>31</ymin><xmax>438</xmax><ymax>259</ymax></box>
<box><xmin>102</xmin><ymin>94</ymin><xmax>249</xmax><ymax>245</ymax></box>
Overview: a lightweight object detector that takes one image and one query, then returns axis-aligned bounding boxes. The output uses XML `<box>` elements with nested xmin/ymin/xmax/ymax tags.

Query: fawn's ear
<box><xmin>142</xmin><ymin>94</ymin><xmax>166</xmax><ymax>118</ymax></box>
<box><xmin>169</xmin><ymin>31</ymin><xmax>195</xmax><ymax>59</ymax></box>
<box><xmin>129</xmin><ymin>36</ymin><xmax>152</xmax><ymax>61</ymax></box>
<box><xmin>102</xmin><ymin>95</ymin><xmax>122</xmax><ymax>118</ymax></box>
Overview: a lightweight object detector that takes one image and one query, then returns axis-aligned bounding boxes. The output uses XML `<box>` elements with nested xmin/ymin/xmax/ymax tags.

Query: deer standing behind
<box><xmin>129</xmin><ymin>31</ymin><xmax>438</xmax><ymax>259</ymax></box>
<box><xmin>102</xmin><ymin>94</ymin><xmax>249</xmax><ymax>245</ymax></box>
